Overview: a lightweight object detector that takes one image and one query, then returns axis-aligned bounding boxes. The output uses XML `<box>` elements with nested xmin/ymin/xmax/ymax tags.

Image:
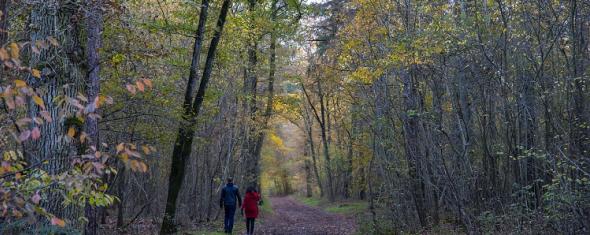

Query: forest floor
<box><xmin>256</xmin><ymin>196</ymin><xmax>357</xmax><ymax>235</ymax></box>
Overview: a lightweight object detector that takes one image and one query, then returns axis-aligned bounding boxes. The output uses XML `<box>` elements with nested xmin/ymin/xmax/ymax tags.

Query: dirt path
<box><xmin>256</xmin><ymin>197</ymin><xmax>356</xmax><ymax>235</ymax></box>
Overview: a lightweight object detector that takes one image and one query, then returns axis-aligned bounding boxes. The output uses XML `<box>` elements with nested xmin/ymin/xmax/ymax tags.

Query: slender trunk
<box><xmin>160</xmin><ymin>0</ymin><xmax>231</xmax><ymax>233</ymax></box>
<box><xmin>570</xmin><ymin>0</ymin><xmax>589</xmax><ymax>159</ymax></box>
<box><xmin>83</xmin><ymin>0</ymin><xmax>104</xmax><ymax>234</ymax></box>
<box><xmin>116</xmin><ymin>165</ymin><xmax>125</xmax><ymax>228</ymax></box>
<box><xmin>304</xmin><ymin>109</ymin><xmax>323</xmax><ymax>197</ymax></box>
<box><xmin>317</xmin><ymin>80</ymin><xmax>335</xmax><ymax>202</ymax></box>
<box><xmin>159</xmin><ymin>0</ymin><xmax>209</xmax><ymax>229</ymax></box>
<box><xmin>0</xmin><ymin>0</ymin><xmax>8</xmax><ymax>45</ymax></box>
<box><xmin>184</xmin><ymin>0</ymin><xmax>210</xmax><ymax>111</ymax></box>
<box><xmin>304</xmin><ymin>158</ymin><xmax>313</xmax><ymax>197</ymax></box>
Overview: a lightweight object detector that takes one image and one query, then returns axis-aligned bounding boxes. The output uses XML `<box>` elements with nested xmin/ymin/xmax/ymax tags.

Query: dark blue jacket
<box><xmin>220</xmin><ymin>183</ymin><xmax>242</xmax><ymax>207</ymax></box>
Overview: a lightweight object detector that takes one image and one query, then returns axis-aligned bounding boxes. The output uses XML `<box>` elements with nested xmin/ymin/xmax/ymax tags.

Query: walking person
<box><xmin>220</xmin><ymin>177</ymin><xmax>242</xmax><ymax>234</ymax></box>
<box><xmin>241</xmin><ymin>186</ymin><xmax>261</xmax><ymax>235</ymax></box>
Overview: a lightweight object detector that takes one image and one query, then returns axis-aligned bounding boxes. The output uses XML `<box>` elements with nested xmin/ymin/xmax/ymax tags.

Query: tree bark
<box><xmin>241</xmin><ymin>0</ymin><xmax>260</xmax><ymax>189</ymax></box>
<box><xmin>27</xmin><ymin>0</ymin><xmax>85</xmax><ymax>223</ymax></box>
<box><xmin>160</xmin><ymin>0</ymin><xmax>231</xmax><ymax>233</ymax></box>
<box><xmin>0</xmin><ymin>0</ymin><xmax>8</xmax><ymax>45</ymax></box>
<box><xmin>83</xmin><ymin>0</ymin><xmax>104</xmax><ymax>234</ymax></box>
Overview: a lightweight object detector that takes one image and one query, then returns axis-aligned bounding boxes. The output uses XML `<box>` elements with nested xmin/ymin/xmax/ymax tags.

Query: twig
<box><xmin>122</xmin><ymin>203</ymin><xmax>148</xmax><ymax>229</ymax></box>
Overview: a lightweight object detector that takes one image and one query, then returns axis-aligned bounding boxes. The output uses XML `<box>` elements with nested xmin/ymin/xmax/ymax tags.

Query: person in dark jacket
<box><xmin>220</xmin><ymin>177</ymin><xmax>242</xmax><ymax>234</ymax></box>
<box><xmin>241</xmin><ymin>186</ymin><xmax>261</xmax><ymax>235</ymax></box>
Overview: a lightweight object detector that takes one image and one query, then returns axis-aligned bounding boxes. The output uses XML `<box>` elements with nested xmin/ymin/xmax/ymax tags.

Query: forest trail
<box><xmin>256</xmin><ymin>197</ymin><xmax>356</xmax><ymax>235</ymax></box>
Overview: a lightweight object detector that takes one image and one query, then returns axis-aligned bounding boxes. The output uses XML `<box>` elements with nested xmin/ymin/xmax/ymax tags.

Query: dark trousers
<box><xmin>246</xmin><ymin>218</ymin><xmax>256</xmax><ymax>234</ymax></box>
<box><xmin>224</xmin><ymin>205</ymin><xmax>237</xmax><ymax>233</ymax></box>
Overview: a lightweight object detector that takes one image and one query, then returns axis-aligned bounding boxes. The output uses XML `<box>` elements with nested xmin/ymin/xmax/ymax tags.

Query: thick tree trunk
<box><xmin>27</xmin><ymin>0</ymin><xmax>85</xmax><ymax>224</ymax></box>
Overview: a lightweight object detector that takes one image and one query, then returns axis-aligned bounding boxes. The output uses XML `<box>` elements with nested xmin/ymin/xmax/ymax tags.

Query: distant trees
<box><xmin>297</xmin><ymin>0</ymin><xmax>590</xmax><ymax>233</ymax></box>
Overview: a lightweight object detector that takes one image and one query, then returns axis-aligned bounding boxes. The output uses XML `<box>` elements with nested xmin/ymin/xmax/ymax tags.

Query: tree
<box><xmin>160</xmin><ymin>0</ymin><xmax>233</xmax><ymax>233</ymax></box>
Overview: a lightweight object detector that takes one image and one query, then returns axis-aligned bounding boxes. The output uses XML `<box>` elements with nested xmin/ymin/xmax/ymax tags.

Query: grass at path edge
<box><xmin>294</xmin><ymin>195</ymin><xmax>368</xmax><ymax>215</ymax></box>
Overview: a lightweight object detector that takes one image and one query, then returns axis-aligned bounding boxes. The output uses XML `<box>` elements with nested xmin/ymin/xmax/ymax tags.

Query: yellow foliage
<box><xmin>269</xmin><ymin>133</ymin><xmax>285</xmax><ymax>149</ymax></box>
<box><xmin>14</xmin><ymin>80</ymin><xmax>26</xmax><ymax>88</ymax></box>
<box><xmin>31</xmin><ymin>69</ymin><xmax>41</xmax><ymax>78</ymax></box>
<box><xmin>33</xmin><ymin>96</ymin><xmax>45</xmax><ymax>109</ymax></box>
<box><xmin>350</xmin><ymin>67</ymin><xmax>383</xmax><ymax>84</ymax></box>
<box><xmin>67</xmin><ymin>127</ymin><xmax>76</xmax><ymax>138</ymax></box>
<box><xmin>9</xmin><ymin>43</ymin><xmax>19</xmax><ymax>58</ymax></box>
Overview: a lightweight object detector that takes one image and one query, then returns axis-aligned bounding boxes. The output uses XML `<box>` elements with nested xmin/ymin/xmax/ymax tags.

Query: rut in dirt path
<box><xmin>257</xmin><ymin>196</ymin><xmax>356</xmax><ymax>235</ymax></box>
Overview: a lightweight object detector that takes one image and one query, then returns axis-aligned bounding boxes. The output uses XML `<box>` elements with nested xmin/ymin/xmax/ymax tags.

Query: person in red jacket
<box><xmin>241</xmin><ymin>186</ymin><xmax>261</xmax><ymax>235</ymax></box>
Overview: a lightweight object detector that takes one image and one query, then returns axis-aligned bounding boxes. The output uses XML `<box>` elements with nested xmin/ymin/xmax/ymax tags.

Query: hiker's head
<box><xmin>226</xmin><ymin>177</ymin><xmax>233</xmax><ymax>184</ymax></box>
<box><xmin>246</xmin><ymin>186</ymin><xmax>256</xmax><ymax>193</ymax></box>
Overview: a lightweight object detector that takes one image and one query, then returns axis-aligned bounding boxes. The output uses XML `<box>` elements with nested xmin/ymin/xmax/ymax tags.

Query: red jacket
<box><xmin>241</xmin><ymin>191</ymin><xmax>260</xmax><ymax>218</ymax></box>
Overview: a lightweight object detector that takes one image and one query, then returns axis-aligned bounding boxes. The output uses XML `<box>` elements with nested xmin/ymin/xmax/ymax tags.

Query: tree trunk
<box><xmin>242</xmin><ymin>1</ymin><xmax>259</xmax><ymax>189</ymax></box>
<box><xmin>303</xmin><ymin>104</ymin><xmax>323</xmax><ymax>197</ymax></box>
<box><xmin>27</xmin><ymin>0</ymin><xmax>85</xmax><ymax>224</ymax></box>
<box><xmin>0</xmin><ymin>0</ymin><xmax>8</xmax><ymax>45</ymax></box>
<box><xmin>117</xmin><ymin>165</ymin><xmax>126</xmax><ymax>228</ymax></box>
<box><xmin>401</xmin><ymin>69</ymin><xmax>427</xmax><ymax>227</ymax></box>
<box><xmin>317</xmin><ymin>80</ymin><xmax>335</xmax><ymax>202</ymax></box>
<box><xmin>83</xmin><ymin>0</ymin><xmax>104</xmax><ymax>234</ymax></box>
<box><xmin>160</xmin><ymin>0</ymin><xmax>231</xmax><ymax>233</ymax></box>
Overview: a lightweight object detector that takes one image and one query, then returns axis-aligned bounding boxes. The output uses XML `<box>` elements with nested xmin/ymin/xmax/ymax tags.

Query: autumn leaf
<box><xmin>18</xmin><ymin>130</ymin><xmax>31</xmax><ymax>142</ymax></box>
<box><xmin>126</xmin><ymin>84</ymin><xmax>137</xmax><ymax>95</ymax></box>
<box><xmin>136</xmin><ymin>80</ymin><xmax>145</xmax><ymax>92</ymax></box>
<box><xmin>35</xmin><ymin>40</ymin><xmax>48</xmax><ymax>50</ymax></box>
<box><xmin>0</xmin><ymin>48</ymin><xmax>8</xmax><ymax>61</ymax></box>
<box><xmin>31</xmin><ymin>193</ymin><xmax>41</xmax><ymax>204</ymax></box>
<box><xmin>40</xmin><ymin>111</ymin><xmax>52</xmax><ymax>122</ymax></box>
<box><xmin>80</xmin><ymin>132</ymin><xmax>87</xmax><ymax>144</ymax></box>
<box><xmin>9</xmin><ymin>43</ymin><xmax>19</xmax><ymax>58</ymax></box>
<box><xmin>142</xmin><ymin>79</ymin><xmax>153</xmax><ymax>88</ymax></box>
<box><xmin>47</xmin><ymin>36</ymin><xmax>59</xmax><ymax>47</ymax></box>
<box><xmin>31</xmin><ymin>127</ymin><xmax>41</xmax><ymax>140</ymax></box>
<box><xmin>116</xmin><ymin>143</ymin><xmax>125</xmax><ymax>154</ymax></box>
<box><xmin>4</xmin><ymin>96</ymin><xmax>14</xmax><ymax>109</ymax></box>
<box><xmin>139</xmin><ymin>162</ymin><xmax>148</xmax><ymax>172</ymax></box>
<box><xmin>51</xmin><ymin>217</ymin><xmax>65</xmax><ymax>227</ymax></box>
<box><xmin>67</xmin><ymin>127</ymin><xmax>75</xmax><ymax>138</ymax></box>
<box><xmin>31</xmin><ymin>69</ymin><xmax>41</xmax><ymax>78</ymax></box>
<box><xmin>33</xmin><ymin>96</ymin><xmax>45</xmax><ymax>109</ymax></box>
<box><xmin>33</xmin><ymin>117</ymin><xmax>43</xmax><ymax>125</ymax></box>
<box><xmin>12</xmin><ymin>209</ymin><xmax>23</xmax><ymax>218</ymax></box>
<box><xmin>14</xmin><ymin>80</ymin><xmax>26</xmax><ymax>88</ymax></box>
<box><xmin>120</xmin><ymin>153</ymin><xmax>129</xmax><ymax>162</ymax></box>
<box><xmin>142</xmin><ymin>145</ymin><xmax>150</xmax><ymax>154</ymax></box>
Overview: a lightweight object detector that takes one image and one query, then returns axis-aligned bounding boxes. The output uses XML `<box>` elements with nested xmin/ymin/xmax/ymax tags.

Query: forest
<box><xmin>0</xmin><ymin>0</ymin><xmax>589</xmax><ymax>234</ymax></box>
